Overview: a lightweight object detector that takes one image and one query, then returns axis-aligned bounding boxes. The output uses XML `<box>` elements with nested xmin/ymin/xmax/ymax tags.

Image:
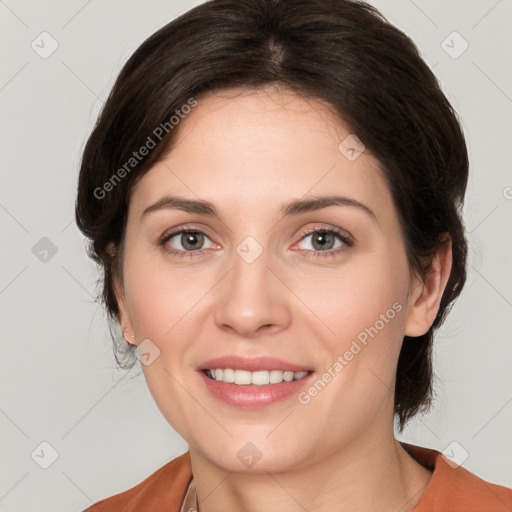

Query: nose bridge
<box><xmin>213</xmin><ymin>234</ymin><xmax>289</xmax><ymax>335</ymax></box>
<box><xmin>232</xmin><ymin>235</ymin><xmax>269</xmax><ymax>292</ymax></box>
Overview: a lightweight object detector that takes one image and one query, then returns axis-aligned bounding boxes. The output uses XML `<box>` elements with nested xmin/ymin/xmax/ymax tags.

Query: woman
<box><xmin>76</xmin><ymin>0</ymin><xmax>512</xmax><ymax>510</ymax></box>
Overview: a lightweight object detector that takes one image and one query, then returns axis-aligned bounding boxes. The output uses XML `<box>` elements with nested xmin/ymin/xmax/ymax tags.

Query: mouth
<box><xmin>197</xmin><ymin>356</ymin><xmax>315</xmax><ymax>408</ymax></box>
<box><xmin>202</xmin><ymin>368</ymin><xmax>311</xmax><ymax>385</ymax></box>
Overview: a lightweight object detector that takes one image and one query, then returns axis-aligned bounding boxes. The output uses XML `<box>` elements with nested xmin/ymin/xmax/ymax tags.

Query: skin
<box><xmin>114</xmin><ymin>85</ymin><xmax>452</xmax><ymax>512</ymax></box>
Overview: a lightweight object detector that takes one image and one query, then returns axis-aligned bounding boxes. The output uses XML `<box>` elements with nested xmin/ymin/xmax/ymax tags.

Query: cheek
<box><xmin>123</xmin><ymin>244</ymin><xmax>211</xmax><ymax>340</ymax></box>
<box><xmin>301</xmin><ymin>252</ymin><xmax>408</xmax><ymax>345</ymax></box>
<box><xmin>124</xmin><ymin>258</ymin><xmax>211</xmax><ymax>437</ymax></box>
<box><xmin>299</xmin><ymin>249</ymin><xmax>410</xmax><ymax>404</ymax></box>
<box><xmin>295</xmin><ymin>270</ymin><xmax>407</xmax><ymax>437</ymax></box>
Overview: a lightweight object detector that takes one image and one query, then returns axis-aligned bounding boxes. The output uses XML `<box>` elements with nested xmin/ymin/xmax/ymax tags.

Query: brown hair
<box><xmin>75</xmin><ymin>0</ymin><xmax>468</xmax><ymax>431</ymax></box>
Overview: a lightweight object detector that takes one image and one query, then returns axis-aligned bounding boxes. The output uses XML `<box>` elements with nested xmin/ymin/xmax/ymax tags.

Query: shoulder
<box><xmin>83</xmin><ymin>451</ymin><xmax>192</xmax><ymax>512</ymax></box>
<box><xmin>401</xmin><ymin>442</ymin><xmax>512</xmax><ymax>512</ymax></box>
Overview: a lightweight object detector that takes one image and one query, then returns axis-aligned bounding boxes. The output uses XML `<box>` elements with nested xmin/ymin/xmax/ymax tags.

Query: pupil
<box><xmin>314</xmin><ymin>232</ymin><xmax>333</xmax><ymax>250</ymax></box>
<box><xmin>183</xmin><ymin>231</ymin><xmax>203</xmax><ymax>250</ymax></box>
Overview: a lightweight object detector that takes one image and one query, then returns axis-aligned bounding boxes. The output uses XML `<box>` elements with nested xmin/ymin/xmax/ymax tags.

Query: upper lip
<box><xmin>199</xmin><ymin>355</ymin><xmax>313</xmax><ymax>373</ymax></box>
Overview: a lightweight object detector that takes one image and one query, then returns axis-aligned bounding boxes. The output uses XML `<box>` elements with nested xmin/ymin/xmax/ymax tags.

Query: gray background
<box><xmin>1</xmin><ymin>0</ymin><xmax>511</xmax><ymax>510</ymax></box>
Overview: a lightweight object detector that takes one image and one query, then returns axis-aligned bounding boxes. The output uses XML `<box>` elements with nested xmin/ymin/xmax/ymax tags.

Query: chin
<box><xmin>192</xmin><ymin>435</ymin><xmax>313</xmax><ymax>474</ymax></box>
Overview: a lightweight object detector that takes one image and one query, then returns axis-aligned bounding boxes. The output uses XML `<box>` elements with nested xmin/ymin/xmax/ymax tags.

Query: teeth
<box><xmin>234</xmin><ymin>369</ymin><xmax>252</xmax><ymax>385</ymax></box>
<box><xmin>269</xmin><ymin>370</ymin><xmax>284</xmax><ymax>384</ymax></box>
<box><xmin>206</xmin><ymin>368</ymin><xmax>309</xmax><ymax>385</ymax></box>
<box><xmin>222</xmin><ymin>368</ymin><xmax>235</xmax><ymax>383</ymax></box>
<box><xmin>251</xmin><ymin>370</ymin><xmax>269</xmax><ymax>385</ymax></box>
<box><xmin>283</xmin><ymin>371</ymin><xmax>294</xmax><ymax>382</ymax></box>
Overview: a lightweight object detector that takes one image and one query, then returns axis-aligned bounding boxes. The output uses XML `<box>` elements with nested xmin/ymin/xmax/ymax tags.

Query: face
<box><xmin>115</xmin><ymin>86</ymin><xmax>432</xmax><ymax>473</ymax></box>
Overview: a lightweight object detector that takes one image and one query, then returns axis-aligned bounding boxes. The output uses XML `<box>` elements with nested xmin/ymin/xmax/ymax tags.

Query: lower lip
<box><xmin>198</xmin><ymin>370</ymin><xmax>314</xmax><ymax>408</ymax></box>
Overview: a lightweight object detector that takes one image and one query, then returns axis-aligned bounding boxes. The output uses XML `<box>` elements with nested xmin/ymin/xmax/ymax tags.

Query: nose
<box><xmin>213</xmin><ymin>244</ymin><xmax>291</xmax><ymax>338</ymax></box>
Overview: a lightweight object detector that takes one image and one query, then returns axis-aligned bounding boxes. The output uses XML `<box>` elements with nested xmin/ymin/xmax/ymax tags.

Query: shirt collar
<box><xmin>180</xmin><ymin>476</ymin><xmax>198</xmax><ymax>512</ymax></box>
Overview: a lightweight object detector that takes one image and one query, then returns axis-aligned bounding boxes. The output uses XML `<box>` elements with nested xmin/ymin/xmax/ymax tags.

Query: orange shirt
<box><xmin>83</xmin><ymin>444</ymin><xmax>512</xmax><ymax>511</ymax></box>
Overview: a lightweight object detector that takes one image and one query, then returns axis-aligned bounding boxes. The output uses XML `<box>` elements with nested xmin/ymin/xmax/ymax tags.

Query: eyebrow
<box><xmin>141</xmin><ymin>193</ymin><xmax>377</xmax><ymax>222</ymax></box>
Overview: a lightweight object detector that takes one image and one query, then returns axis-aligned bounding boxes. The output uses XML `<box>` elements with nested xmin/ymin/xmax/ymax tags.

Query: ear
<box><xmin>108</xmin><ymin>242</ymin><xmax>136</xmax><ymax>343</ymax></box>
<box><xmin>113</xmin><ymin>275</ymin><xmax>135</xmax><ymax>340</ymax></box>
<box><xmin>404</xmin><ymin>235</ymin><xmax>453</xmax><ymax>337</ymax></box>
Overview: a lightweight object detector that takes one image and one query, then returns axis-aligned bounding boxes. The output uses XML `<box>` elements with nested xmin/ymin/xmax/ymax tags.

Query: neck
<box><xmin>188</xmin><ymin>418</ymin><xmax>432</xmax><ymax>512</ymax></box>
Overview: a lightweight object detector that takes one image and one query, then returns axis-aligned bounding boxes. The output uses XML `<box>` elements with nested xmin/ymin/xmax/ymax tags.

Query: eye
<box><xmin>159</xmin><ymin>227</ymin><xmax>217</xmax><ymax>258</ymax></box>
<box><xmin>159</xmin><ymin>225</ymin><xmax>354</xmax><ymax>260</ymax></box>
<box><xmin>295</xmin><ymin>226</ymin><xmax>353</xmax><ymax>259</ymax></box>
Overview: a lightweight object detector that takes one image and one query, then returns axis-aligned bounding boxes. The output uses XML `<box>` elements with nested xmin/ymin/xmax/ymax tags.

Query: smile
<box><xmin>204</xmin><ymin>368</ymin><xmax>310</xmax><ymax>385</ymax></box>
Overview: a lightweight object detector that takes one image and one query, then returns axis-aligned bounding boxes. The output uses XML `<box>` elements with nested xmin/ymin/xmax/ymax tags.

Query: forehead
<box><xmin>129</xmin><ymin>87</ymin><xmax>392</xmax><ymax>221</ymax></box>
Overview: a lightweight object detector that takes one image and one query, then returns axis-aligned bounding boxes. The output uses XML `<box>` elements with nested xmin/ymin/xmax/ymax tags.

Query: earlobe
<box><xmin>404</xmin><ymin>236</ymin><xmax>453</xmax><ymax>337</ymax></box>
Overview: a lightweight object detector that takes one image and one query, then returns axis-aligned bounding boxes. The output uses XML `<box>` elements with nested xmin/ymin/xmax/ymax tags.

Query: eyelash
<box><xmin>158</xmin><ymin>225</ymin><xmax>354</xmax><ymax>260</ymax></box>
